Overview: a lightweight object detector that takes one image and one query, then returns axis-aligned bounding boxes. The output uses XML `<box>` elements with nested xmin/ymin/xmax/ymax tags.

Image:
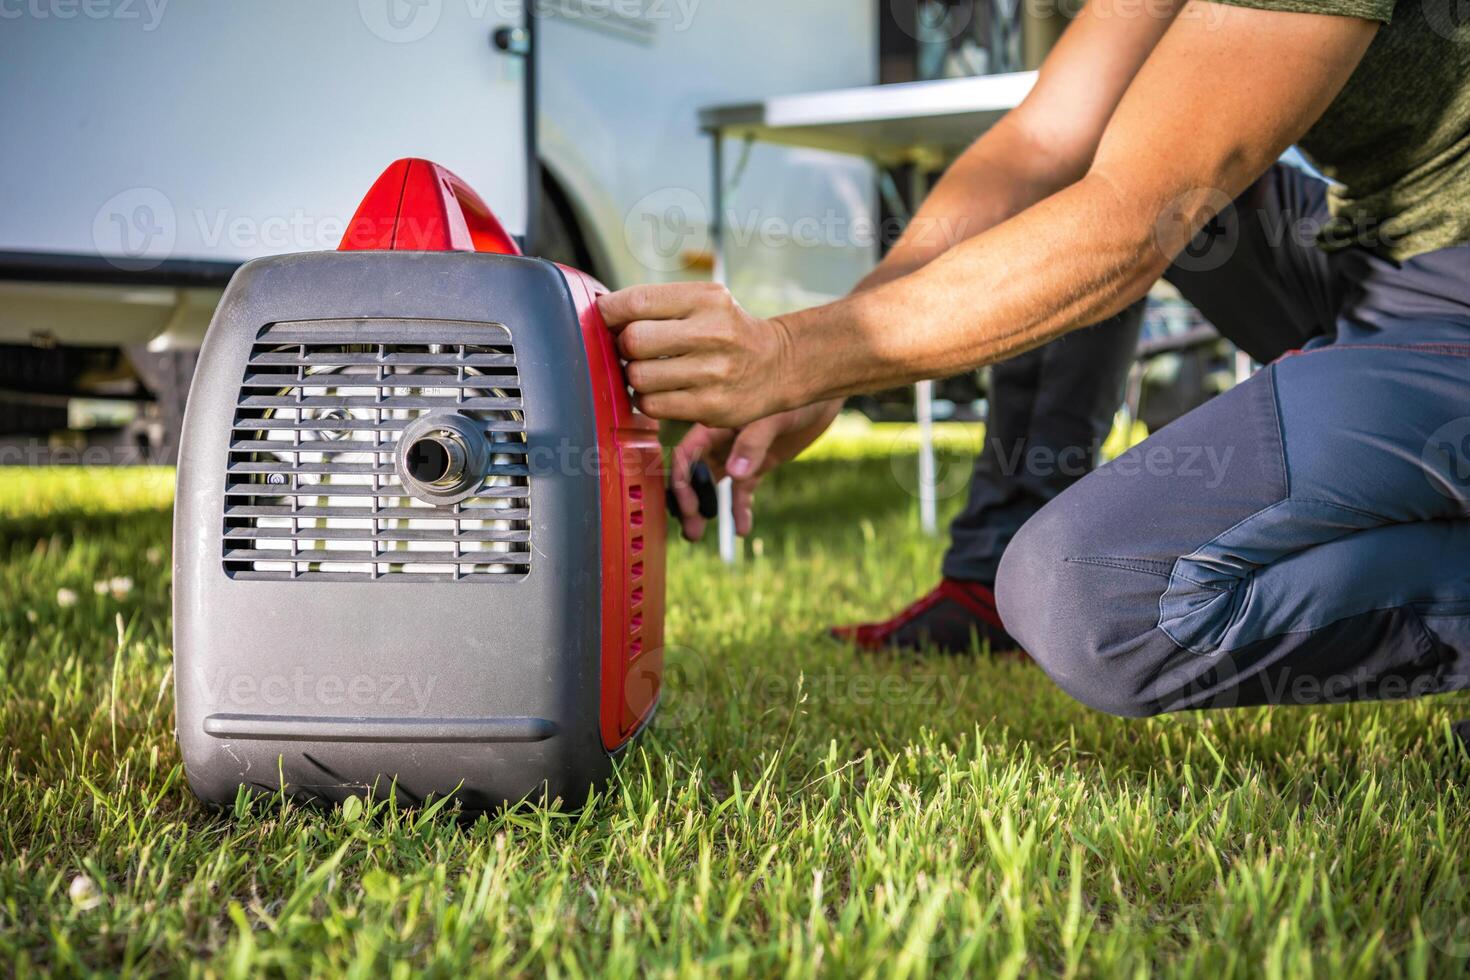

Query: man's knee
<box><xmin>996</xmin><ymin>501</ymin><xmax>1167</xmax><ymax>719</ymax></box>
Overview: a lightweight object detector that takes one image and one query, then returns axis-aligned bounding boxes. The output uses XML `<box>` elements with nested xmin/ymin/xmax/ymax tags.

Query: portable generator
<box><xmin>174</xmin><ymin>159</ymin><xmax>668</xmax><ymax>810</ymax></box>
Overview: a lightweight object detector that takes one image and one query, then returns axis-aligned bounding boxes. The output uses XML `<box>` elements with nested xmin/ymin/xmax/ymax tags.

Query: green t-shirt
<box><xmin>1215</xmin><ymin>0</ymin><xmax>1470</xmax><ymax>260</ymax></box>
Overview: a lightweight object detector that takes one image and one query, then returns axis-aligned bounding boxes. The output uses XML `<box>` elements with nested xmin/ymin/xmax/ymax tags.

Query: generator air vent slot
<box><xmin>626</xmin><ymin>484</ymin><xmax>647</xmax><ymax>654</ymax></box>
<box><xmin>221</xmin><ymin>319</ymin><xmax>530</xmax><ymax>582</ymax></box>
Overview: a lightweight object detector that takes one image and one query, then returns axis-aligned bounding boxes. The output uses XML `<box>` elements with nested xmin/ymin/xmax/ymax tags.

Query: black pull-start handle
<box><xmin>666</xmin><ymin>460</ymin><xmax>719</xmax><ymax>520</ymax></box>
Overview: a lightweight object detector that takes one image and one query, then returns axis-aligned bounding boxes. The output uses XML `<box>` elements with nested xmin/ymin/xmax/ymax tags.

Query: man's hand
<box><xmin>598</xmin><ymin>282</ymin><xmax>802</xmax><ymax>429</ymax></box>
<box><xmin>670</xmin><ymin>399</ymin><xmax>842</xmax><ymax>541</ymax></box>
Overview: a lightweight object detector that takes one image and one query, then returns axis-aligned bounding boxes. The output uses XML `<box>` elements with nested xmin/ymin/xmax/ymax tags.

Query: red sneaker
<box><xmin>829</xmin><ymin>578</ymin><xmax>1025</xmax><ymax>657</ymax></box>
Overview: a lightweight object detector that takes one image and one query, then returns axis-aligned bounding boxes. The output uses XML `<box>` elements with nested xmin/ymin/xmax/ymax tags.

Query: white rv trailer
<box><xmin>0</xmin><ymin>0</ymin><xmax>878</xmax><ymax>451</ymax></box>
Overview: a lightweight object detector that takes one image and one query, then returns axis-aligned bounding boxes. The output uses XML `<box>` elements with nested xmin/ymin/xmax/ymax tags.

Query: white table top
<box><xmin>699</xmin><ymin>71</ymin><xmax>1037</xmax><ymax>166</ymax></box>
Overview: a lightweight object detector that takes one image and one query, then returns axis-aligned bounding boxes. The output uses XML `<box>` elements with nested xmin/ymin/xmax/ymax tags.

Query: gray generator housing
<box><xmin>174</xmin><ymin>250</ymin><xmax>617</xmax><ymax>810</ymax></box>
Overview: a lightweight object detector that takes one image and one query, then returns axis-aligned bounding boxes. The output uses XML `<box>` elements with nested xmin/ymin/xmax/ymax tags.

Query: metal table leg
<box><xmin>916</xmin><ymin>378</ymin><xmax>937</xmax><ymax>534</ymax></box>
<box><xmin>710</xmin><ymin>131</ymin><xmax>738</xmax><ymax>564</ymax></box>
<box><xmin>1234</xmin><ymin>346</ymin><xmax>1254</xmax><ymax>385</ymax></box>
<box><xmin>910</xmin><ymin>165</ymin><xmax>938</xmax><ymax>535</ymax></box>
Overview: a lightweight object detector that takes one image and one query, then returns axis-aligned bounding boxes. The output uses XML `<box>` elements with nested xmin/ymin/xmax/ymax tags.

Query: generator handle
<box><xmin>340</xmin><ymin>158</ymin><xmax>523</xmax><ymax>256</ymax></box>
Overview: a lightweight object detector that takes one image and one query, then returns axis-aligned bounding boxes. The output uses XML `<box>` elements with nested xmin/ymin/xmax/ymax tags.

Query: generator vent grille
<box><xmin>221</xmin><ymin>319</ymin><xmax>530</xmax><ymax>582</ymax></box>
<box><xmin>626</xmin><ymin>483</ymin><xmax>647</xmax><ymax>660</ymax></box>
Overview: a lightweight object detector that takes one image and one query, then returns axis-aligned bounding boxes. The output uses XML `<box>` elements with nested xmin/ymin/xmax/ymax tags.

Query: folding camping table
<box><xmin>699</xmin><ymin>71</ymin><xmax>1039</xmax><ymax>562</ymax></box>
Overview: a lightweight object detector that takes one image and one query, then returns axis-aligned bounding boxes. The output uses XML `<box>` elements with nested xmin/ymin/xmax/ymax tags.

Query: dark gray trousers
<box><xmin>994</xmin><ymin>164</ymin><xmax>1470</xmax><ymax>715</ymax></box>
<box><xmin>940</xmin><ymin>305</ymin><xmax>1143</xmax><ymax>584</ymax></box>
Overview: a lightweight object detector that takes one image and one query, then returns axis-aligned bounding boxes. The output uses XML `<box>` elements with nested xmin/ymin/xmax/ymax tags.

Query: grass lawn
<box><xmin>3</xmin><ymin>425</ymin><xmax>1469</xmax><ymax>977</ymax></box>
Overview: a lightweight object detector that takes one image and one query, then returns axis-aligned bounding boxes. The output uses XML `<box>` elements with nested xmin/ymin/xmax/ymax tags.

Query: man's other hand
<box><xmin>670</xmin><ymin>400</ymin><xmax>843</xmax><ymax>541</ymax></box>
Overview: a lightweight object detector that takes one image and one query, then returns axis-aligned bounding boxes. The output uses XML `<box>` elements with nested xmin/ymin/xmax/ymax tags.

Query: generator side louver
<box><xmin>221</xmin><ymin>319</ymin><xmax>531</xmax><ymax>582</ymax></box>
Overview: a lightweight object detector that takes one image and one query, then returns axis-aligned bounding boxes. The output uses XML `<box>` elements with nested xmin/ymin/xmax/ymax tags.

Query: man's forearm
<box><xmin>778</xmin><ymin>171</ymin><xmax>1162</xmax><ymax>405</ymax></box>
<box><xmin>809</xmin><ymin>112</ymin><xmax>1095</xmax><ymax>418</ymax></box>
